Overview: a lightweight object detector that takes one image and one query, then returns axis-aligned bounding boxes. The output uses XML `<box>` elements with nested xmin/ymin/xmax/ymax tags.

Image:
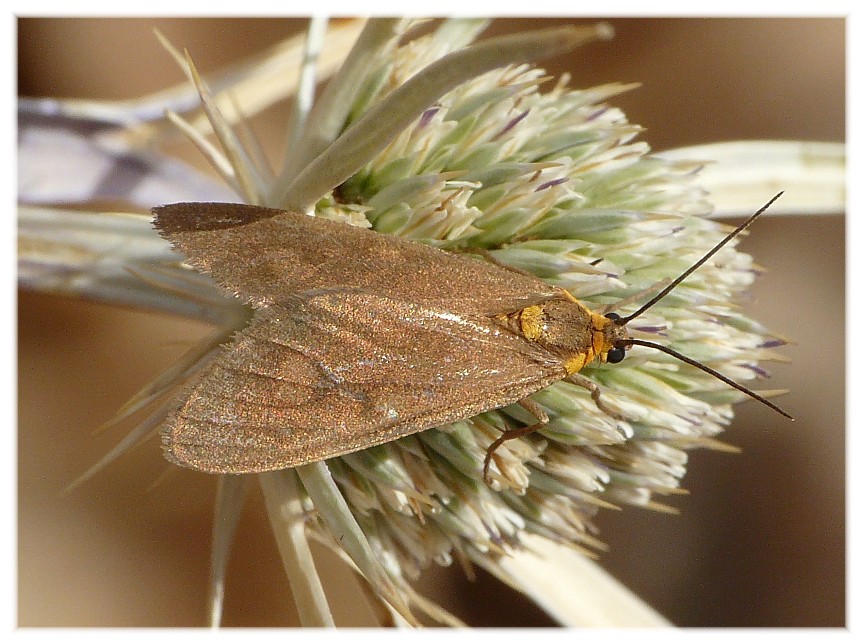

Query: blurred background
<box><xmin>18</xmin><ymin>17</ymin><xmax>845</xmax><ymax>627</ymax></box>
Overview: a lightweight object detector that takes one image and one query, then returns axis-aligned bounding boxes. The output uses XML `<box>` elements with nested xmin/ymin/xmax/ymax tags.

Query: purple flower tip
<box><xmin>536</xmin><ymin>177</ymin><xmax>568</xmax><ymax>192</ymax></box>
<box><xmin>418</xmin><ymin>107</ymin><xmax>441</xmax><ymax>128</ymax></box>
<box><xmin>742</xmin><ymin>363</ymin><xmax>771</xmax><ymax>378</ymax></box>
<box><xmin>496</xmin><ymin>109</ymin><xmax>530</xmax><ymax>138</ymax></box>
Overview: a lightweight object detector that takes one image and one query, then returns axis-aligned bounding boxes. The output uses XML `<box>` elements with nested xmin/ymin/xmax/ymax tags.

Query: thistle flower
<box><xmin>18</xmin><ymin>18</ymin><xmax>845</xmax><ymax>627</ymax></box>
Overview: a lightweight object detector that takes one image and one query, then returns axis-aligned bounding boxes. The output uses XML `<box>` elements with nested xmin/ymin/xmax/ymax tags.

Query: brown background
<box><xmin>18</xmin><ymin>17</ymin><xmax>845</xmax><ymax>627</ymax></box>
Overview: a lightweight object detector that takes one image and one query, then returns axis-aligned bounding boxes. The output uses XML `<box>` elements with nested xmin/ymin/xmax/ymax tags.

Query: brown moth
<box><xmin>153</xmin><ymin>195</ymin><xmax>790</xmax><ymax>480</ymax></box>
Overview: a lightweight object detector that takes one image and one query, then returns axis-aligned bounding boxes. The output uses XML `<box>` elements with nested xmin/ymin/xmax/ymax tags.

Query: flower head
<box><xmin>19</xmin><ymin>18</ymin><xmax>794</xmax><ymax>626</ymax></box>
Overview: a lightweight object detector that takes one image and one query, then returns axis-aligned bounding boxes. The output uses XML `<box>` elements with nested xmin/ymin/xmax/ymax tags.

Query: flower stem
<box><xmin>209</xmin><ymin>475</ymin><xmax>249</xmax><ymax>627</ymax></box>
<box><xmin>259</xmin><ymin>470</ymin><xmax>335</xmax><ymax>627</ymax></box>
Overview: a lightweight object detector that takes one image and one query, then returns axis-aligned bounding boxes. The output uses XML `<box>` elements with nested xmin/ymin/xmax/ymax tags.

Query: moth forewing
<box><xmin>159</xmin><ymin>289</ymin><xmax>567</xmax><ymax>474</ymax></box>
<box><xmin>152</xmin><ymin>203</ymin><xmax>558</xmax><ymax>314</ymax></box>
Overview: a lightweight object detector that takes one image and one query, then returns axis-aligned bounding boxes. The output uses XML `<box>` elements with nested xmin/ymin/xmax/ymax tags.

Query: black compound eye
<box><xmin>607</xmin><ymin>345</ymin><xmax>626</xmax><ymax>364</ymax></box>
<box><xmin>605</xmin><ymin>312</ymin><xmax>621</xmax><ymax>323</ymax></box>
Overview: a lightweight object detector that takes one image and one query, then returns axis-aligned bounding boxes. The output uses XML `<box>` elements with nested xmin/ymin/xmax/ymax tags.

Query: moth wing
<box><xmin>162</xmin><ymin>290</ymin><xmax>566</xmax><ymax>474</ymax></box>
<box><xmin>153</xmin><ymin>202</ymin><xmax>558</xmax><ymax>315</ymax></box>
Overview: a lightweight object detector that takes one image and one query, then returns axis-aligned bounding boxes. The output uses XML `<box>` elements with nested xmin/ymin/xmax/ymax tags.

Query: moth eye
<box><xmin>607</xmin><ymin>345</ymin><xmax>626</xmax><ymax>364</ymax></box>
<box><xmin>605</xmin><ymin>312</ymin><xmax>621</xmax><ymax>322</ymax></box>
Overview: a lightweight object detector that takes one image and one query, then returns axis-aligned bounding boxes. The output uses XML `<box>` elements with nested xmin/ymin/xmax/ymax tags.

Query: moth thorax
<box><xmin>518</xmin><ymin>298</ymin><xmax>595</xmax><ymax>357</ymax></box>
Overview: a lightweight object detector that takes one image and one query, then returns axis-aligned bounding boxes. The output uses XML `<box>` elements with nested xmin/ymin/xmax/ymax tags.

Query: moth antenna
<box><xmin>620</xmin><ymin>338</ymin><xmax>793</xmax><ymax>419</ymax></box>
<box><xmin>615</xmin><ymin>192</ymin><xmax>783</xmax><ymax>325</ymax></box>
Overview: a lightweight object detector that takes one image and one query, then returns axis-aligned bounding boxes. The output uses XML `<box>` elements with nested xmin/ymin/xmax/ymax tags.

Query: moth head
<box><xmin>594</xmin><ymin>311</ymin><xmax>630</xmax><ymax>364</ymax></box>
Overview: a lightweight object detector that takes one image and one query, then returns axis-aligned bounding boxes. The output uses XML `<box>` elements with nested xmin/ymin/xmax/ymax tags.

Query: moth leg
<box><xmin>483</xmin><ymin>397</ymin><xmax>549</xmax><ymax>483</ymax></box>
<box><xmin>565</xmin><ymin>373</ymin><xmax>627</xmax><ymax>421</ymax></box>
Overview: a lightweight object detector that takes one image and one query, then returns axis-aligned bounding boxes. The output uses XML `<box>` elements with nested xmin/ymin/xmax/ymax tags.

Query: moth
<box><xmin>153</xmin><ymin>194</ymin><xmax>790</xmax><ymax>480</ymax></box>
